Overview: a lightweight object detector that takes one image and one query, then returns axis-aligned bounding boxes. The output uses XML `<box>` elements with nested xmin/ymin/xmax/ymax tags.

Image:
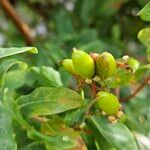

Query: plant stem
<box><xmin>0</xmin><ymin>0</ymin><xmax>34</xmax><ymax>45</ymax></box>
<box><xmin>89</xmin><ymin>81</ymin><xmax>99</xmax><ymax>96</ymax></box>
<box><xmin>122</xmin><ymin>77</ymin><xmax>150</xmax><ymax>102</ymax></box>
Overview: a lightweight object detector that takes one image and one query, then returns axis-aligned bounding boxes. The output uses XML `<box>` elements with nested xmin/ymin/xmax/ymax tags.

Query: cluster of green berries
<box><xmin>62</xmin><ymin>48</ymin><xmax>116</xmax><ymax>79</ymax></box>
<box><xmin>61</xmin><ymin>48</ymin><xmax>139</xmax><ymax>120</ymax></box>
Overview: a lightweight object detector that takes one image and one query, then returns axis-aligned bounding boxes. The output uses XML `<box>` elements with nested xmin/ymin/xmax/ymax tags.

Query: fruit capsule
<box><xmin>96</xmin><ymin>52</ymin><xmax>116</xmax><ymax>79</ymax></box>
<box><xmin>61</xmin><ymin>59</ymin><xmax>77</xmax><ymax>75</ymax></box>
<box><xmin>96</xmin><ymin>91</ymin><xmax>120</xmax><ymax>115</ymax></box>
<box><xmin>72</xmin><ymin>49</ymin><xmax>95</xmax><ymax>79</ymax></box>
<box><xmin>127</xmin><ymin>57</ymin><xmax>139</xmax><ymax>73</ymax></box>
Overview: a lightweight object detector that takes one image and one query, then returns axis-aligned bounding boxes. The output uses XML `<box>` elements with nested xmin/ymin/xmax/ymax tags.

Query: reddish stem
<box><xmin>0</xmin><ymin>0</ymin><xmax>34</xmax><ymax>45</ymax></box>
<box><xmin>122</xmin><ymin>77</ymin><xmax>150</xmax><ymax>102</ymax></box>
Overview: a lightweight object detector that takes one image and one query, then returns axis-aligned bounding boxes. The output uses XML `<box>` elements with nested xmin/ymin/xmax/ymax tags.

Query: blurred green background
<box><xmin>0</xmin><ymin>0</ymin><xmax>149</xmax><ymax>63</ymax></box>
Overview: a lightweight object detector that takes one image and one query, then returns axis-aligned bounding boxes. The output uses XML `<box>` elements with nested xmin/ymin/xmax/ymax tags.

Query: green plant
<box><xmin>0</xmin><ymin>1</ymin><xmax>150</xmax><ymax>150</ymax></box>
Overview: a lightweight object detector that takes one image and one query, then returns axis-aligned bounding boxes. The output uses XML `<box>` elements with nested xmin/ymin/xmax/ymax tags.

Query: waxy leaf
<box><xmin>137</xmin><ymin>2</ymin><xmax>150</xmax><ymax>21</ymax></box>
<box><xmin>85</xmin><ymin>116</ymin><xmax>138</xmax><ymax>150</ymax></box>
<box><xmin>0</xmin><ymin>104</ymin><xmax>17</xmax><ymax>150</ymax></box>
<box><xmin>17</xmin><ymin>87</ymin><xmax>83</xmax><ymax>118</ymax></box>
<box><xmin>0</xmin><ymin>47</ymin><xmax>38</xmax><ymax>59</ymax></box>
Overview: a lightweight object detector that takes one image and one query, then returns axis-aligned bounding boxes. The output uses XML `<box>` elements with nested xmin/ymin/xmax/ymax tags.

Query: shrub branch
<box><xmin>122</xmin><ymin>77</ymin><xmax>150</xmax><ymax>102</ymax></box>
<box><xmin>0</xmin><ymin>0</ymin><xmax>34</xmax><ymax>45</ymax></box>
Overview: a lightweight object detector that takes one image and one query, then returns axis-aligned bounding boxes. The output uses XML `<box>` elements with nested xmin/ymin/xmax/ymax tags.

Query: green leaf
<box><xmin>41</xmin><ymin>116</ymin><xmax>87</xmax><ymax>150</ymax></box>
<box><xmin>0</xmin><ymin>104</ymin><xmax>17</xmax><ymax>150</ymax></box>
<box><xmin>0</xmin><ymin>59</ymin><xmax>28</xmax><ymax>91</ymax></box>
<box><xmin>4</xmin><ymin>70</ymin><xmax>26</xmax><ymax>90</ymax></box>
<box><xmin>27</xmin><ymin>130</ymin><xmax>75</xmax><ymax>150</ymax></box>
<box><xmin>138</xmin><ymin>28</ymin><xmax>150</xmax><ymax>61</ymax></box>
<box><xmin>85</xmin><ymin>115</ymin><xmax>138</xmax><ymax>150</ymax></box>
<box><xmin>0</xmin><ymin>47</ymin><xmax>38</xmax><ymax>58</ymax></box>
<box><xmin>138</xmin><ymin>27</ymin><xmax>150</xmax><ymax>47</ymax></box>
<box><xmin>85</xmin><ymin>116</ymin><xmax>113</xmax><ymax>150</ymax></box>
<box><xmin>3</xmin><ymin>88</ymin><xmax>30</xmax><ymax>128</ymax></box>
<box><xmin>20</xmin><ymin>142</ymin><xmax>45</xmax><ymax>150</ymax></box>
<box><xmin>137</xmin><ymin>2</ymin><xmax>150</xmax><ymax>21</ymax></box>
<box><xmin>135</xmin><ymin>64</ymin><xmax>150</xmax><ymax>79</ymax></box>
<box><xmin>133</xmin><ymin>132</ymin><xmax>150</xmax><ymax>150</ymax></box>
<box><xmin>65</xmin><ymin>107</ymin><xmax>85</xmax><ymax>127</ymax></box>
<box><xmin>31</xmin><ymin>66</ymin><xmax>63</xmax><ymax>87</ymax></box>
<box><xmin>124</xmin><ymin>97</ymin><xmax>150</xmax><ymax>135</ymax></box>
<box><xmin>109</xmin><ymin>68</ymin><xmax>133</xmax><ymax>88</ymax></box>
<box><xmin>17</xmin><ymin>87</ymin><xmax>83</xmax><ymax>118</ymax></box>
<box><xmin>81</xmin><ymin>126</ymin><xmax>97</xmax><ymax>150</ymax></box>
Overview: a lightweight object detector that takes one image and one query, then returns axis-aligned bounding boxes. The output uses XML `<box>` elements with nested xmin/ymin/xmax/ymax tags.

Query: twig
<box><xmin>122</xmin><ymin>77</ymin><xmax>150</xmax><ymax>102</ymax></box>
<box><xmin>89</xmin><ymin>81</ymin><xmax>99</xmax><ymax>96</ymax></box>
<box><xmin>0</xmin><ymin>0</ymin><xmax>34</xmax><ymax>45</ymax></box>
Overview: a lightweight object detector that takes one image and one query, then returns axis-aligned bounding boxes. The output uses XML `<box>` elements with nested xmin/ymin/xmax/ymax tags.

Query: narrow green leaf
<box><xmin>17</xmin><ymin>87</ymin><xmax>83</xmax><ymax>118</ymax></box>
<box><xmin>0</xmin><ymin>47</ymin><xmax>38</xmax><ymax>58</ymax></box>
<box><xmin>3</xmin><ymin>88</ymin><xmax>31</xmax><ymax>129</ymax></box>
<box><xmin>137</xmin><ymin>2</ymin><xmax>150</xmax><ymax>21</ymax></box>
<box><xmin>86</xmin><ymin>116</ymin><xmax>138</xmax><ymax>150</ymax></box>
<box><xmin>0</xmin><ymin>104</ymin><xmax>17</xmax><ymax>150</ymax></box>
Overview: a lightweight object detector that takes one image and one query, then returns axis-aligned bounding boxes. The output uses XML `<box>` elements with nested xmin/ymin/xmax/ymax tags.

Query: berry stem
<box><xmin>89</xmin><ymin>81</ymin><xmax>99</xmax><ymax>96</ymax></box>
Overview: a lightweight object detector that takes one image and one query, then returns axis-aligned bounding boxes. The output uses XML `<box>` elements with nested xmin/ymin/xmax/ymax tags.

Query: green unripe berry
<box><xmin>127</xmin><ymin>57</ymin><xmax>139</xmax><ymax>73</ymax></box>
<box><xmin>61</xmin><ymin>59</ymin><xmax>77</xmax><ymax>75</ymax></box>
<box><xmin>96</xmin><ymin>91</ymin><xmax>120</xmax><ymax>115</ymax></box>
<box><xmin>96</xmin><ymin>52</ymin><xmax>116</xmax><ymax>79</ymax></box>
<box><xmin>72</xmin><ymin>49</ymin><xmax>95</xmax><ymax>78</ymax></box>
